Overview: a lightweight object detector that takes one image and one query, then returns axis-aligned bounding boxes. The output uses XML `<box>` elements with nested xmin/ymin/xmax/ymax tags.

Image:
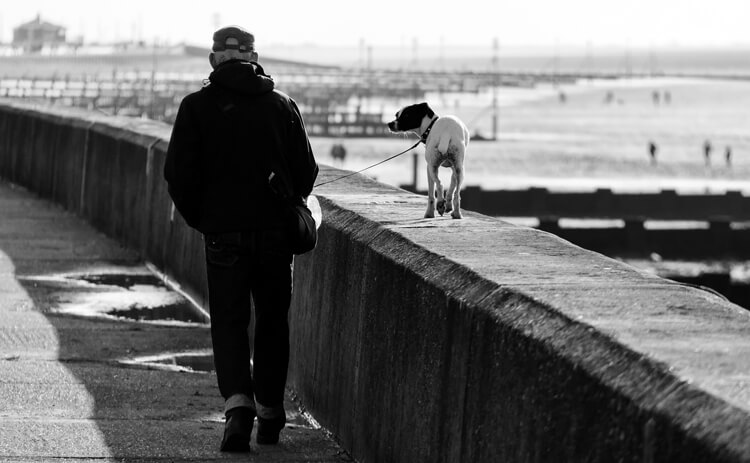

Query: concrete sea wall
<box><xmin>2</xmin><ymin>100</ymin><xmax>750</xmax><ymax>462</ymax></box>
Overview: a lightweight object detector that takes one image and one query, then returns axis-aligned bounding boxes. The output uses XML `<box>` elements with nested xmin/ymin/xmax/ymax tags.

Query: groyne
<box><xmin>401</xmin><ymin>185</ymin><xmax>750</xmax><ymax>259</ymax></box>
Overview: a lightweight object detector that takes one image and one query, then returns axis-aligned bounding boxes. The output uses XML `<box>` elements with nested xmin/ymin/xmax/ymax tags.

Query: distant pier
<box><xmin>0</xmin><ymin>49</ymin><xmax>582</xmax><ymax>136</ymax></box>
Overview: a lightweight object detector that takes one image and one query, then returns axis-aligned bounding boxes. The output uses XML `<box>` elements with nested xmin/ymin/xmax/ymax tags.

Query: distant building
<box><xmin>12</xmin><ymin>15</ymin><xmax>66</xmax><ymax>53</ymax></box>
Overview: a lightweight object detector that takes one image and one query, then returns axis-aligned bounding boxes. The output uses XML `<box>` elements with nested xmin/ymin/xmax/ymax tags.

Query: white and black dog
<box><xmin>387</xmin><ymin>102</ymin><xmax>470</xmax><ymax>219</ymax></box>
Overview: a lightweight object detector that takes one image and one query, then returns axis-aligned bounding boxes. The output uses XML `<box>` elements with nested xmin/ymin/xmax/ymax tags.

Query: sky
<box><xmin>1</xmin><ymin>0</ymin><xmax>749</xmax><ymax>50</ymax></box>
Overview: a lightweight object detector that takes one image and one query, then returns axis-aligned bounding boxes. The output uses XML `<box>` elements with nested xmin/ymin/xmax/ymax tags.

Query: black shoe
<box><xmin>256</xmin><ymin>415</ymin><xmax>285</xmax><ymax>445</ymax></box>
<box><xmin>220</xmin><ymin>407</ymin><xmax>255</xmax><ymax>452</ymax></box>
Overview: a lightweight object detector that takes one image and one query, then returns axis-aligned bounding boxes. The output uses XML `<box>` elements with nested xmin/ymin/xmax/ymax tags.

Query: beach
<box><xmin>310</xmin><ymin>76</ymin><xmax>750</xmax><ymax>194</ymax></box>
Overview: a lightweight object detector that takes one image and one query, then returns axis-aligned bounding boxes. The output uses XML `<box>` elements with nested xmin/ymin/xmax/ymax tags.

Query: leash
<box><xmin>313</xmin><ymin>116</ymin><xmax>439</xmax><ymax>189</ymax></box>
<box><xmin>313</xmin><ymin>139</ymin><xmax>422</xmax><ymax>188</ymax></box>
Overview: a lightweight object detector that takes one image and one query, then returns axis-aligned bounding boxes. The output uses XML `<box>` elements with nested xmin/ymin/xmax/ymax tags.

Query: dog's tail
<box><xmin>437</xmin><ymin>132</ymin><xmax>452</xmax><ymax>154</ymax></box>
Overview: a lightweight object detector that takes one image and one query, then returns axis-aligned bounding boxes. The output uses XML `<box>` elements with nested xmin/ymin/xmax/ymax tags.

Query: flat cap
<box><xmin>212</xmin><ymin>26</ymin><xmax>255</xmax><ymax>52</ymax></box>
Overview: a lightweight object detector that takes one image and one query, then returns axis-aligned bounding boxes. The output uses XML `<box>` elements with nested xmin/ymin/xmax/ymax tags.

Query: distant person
<box><xmin>604</xmin><ymin>91</ymin><xmax>614</xmax><ymax>104</ymax></box>
<box><xmin>726</xmin><ymin>145</ymin><xmax>732</xmax><ymax>167</ymax></box>
<box><xmin>473</xmin><ymin>130</ymin><xmax>488</xmax><ymax>141</ymax></box>
<box><xmin>664</xmin><ymin>90</ymin><xmax>671</xmax><ymax>104</ymax></box>
<box><xmin>704</xmin><ymin>139</ymin><xmax>712</xmax><ymax>167</ymax></box>
<box><xmin>330</xmin><ymin>143</ymin><xmax>347</xmax><ymax>165</ymax></box>
<box><xmin>164</xmin><ymin>25</ymin><xmax>318</xmax><ymax>451</ymax></box>
<box><xmin>648</xmin><ymin>141</ymin><xmax>658</xmax><ymax>165</ymax></box>
<box><xmin>652</xmin><ymin>90</ymin><xmax>660</xmax><ymax>105</ymax></box>
<box><xmin>559</xmin><ymin>91</ymin><xmax>567</xmax><ymax>103</ymax></box>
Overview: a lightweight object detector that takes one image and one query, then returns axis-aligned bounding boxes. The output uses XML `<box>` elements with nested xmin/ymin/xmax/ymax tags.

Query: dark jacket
<box><xmin>164</xmin><ymin>60</ymin><xmax>318</xmax><ymax>233</ymax></box>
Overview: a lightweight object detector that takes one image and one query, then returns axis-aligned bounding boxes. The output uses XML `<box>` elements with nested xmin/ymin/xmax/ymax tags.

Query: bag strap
<box><xmin>270</xmin><ymin>97</ymin><xmax>304</xmax><ymax>202</ymax></box>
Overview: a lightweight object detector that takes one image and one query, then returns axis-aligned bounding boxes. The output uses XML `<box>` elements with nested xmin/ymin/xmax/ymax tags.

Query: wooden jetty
<box><xmin>0</xmin><ymin>48</ymin><xmax>583</xmax><ymax>135</ymax></box>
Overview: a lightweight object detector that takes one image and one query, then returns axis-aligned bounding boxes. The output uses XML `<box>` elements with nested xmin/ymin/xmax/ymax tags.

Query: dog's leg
<box><xmin>430</xmin><ymin>155</ymin><xmax>446</xmax><ymax>216</ymax></box>
<box><xmin>445</xmin><ymin>171</ymin><xmax>457</xmax><ymax>214</ymax></box>
<box><xmin>434</xmin><ymin>171</ymin><xmax>446</xmax><ymax>216</ymax></box>
<box><xmin>451</xmin><ymin>165</ymin><xmax>464</xmax><ymax>219</ymax></box>
<box><xmin>425</xmin><ymin>164</ymin><xmax>438</xmax><ymax>218</ymax></box>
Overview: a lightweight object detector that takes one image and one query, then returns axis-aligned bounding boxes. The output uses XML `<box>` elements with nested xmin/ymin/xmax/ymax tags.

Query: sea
<box><xmin>265</xmin><ymin>44</ymin><xmax>750</xmax><ymax>78</ymax></box>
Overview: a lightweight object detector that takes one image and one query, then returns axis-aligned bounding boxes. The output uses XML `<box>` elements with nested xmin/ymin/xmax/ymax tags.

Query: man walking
<box><xmin>164</xmin><ymin>25</ymin><xmax>318</xmax><ymax>452</ymax></box>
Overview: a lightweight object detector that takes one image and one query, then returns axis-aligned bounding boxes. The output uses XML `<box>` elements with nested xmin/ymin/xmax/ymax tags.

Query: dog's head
<box><xmin>387</xmin><ymin>102</ymin><xmax>435</xmax><ymax>132</ymax></box>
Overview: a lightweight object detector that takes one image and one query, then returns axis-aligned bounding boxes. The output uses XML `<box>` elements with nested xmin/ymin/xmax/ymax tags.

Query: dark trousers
<box><xmin>204</xmin><ymin>230</ymin><xmax>293</xmax><ymax>409</ymax></box>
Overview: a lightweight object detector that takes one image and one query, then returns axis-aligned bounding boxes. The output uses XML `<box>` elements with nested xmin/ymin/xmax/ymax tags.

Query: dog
<box><xmin>387</xmin><ymin>102</ymin><xmax>470</xmax><ymax>219</ymax></box>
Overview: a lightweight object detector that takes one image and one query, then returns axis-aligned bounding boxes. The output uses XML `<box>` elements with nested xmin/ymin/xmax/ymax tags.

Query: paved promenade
<box><xmin>0</xmin><ymin>179</ymin><xmax>349</xmax><ymax>462</ymax></box>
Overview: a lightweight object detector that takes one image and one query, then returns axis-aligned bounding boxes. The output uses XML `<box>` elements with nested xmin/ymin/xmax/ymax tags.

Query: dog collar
<box><xmin>420</xmin><ymin>116</ymin><xmax>439</xmax><ymax>144</ymax></box>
